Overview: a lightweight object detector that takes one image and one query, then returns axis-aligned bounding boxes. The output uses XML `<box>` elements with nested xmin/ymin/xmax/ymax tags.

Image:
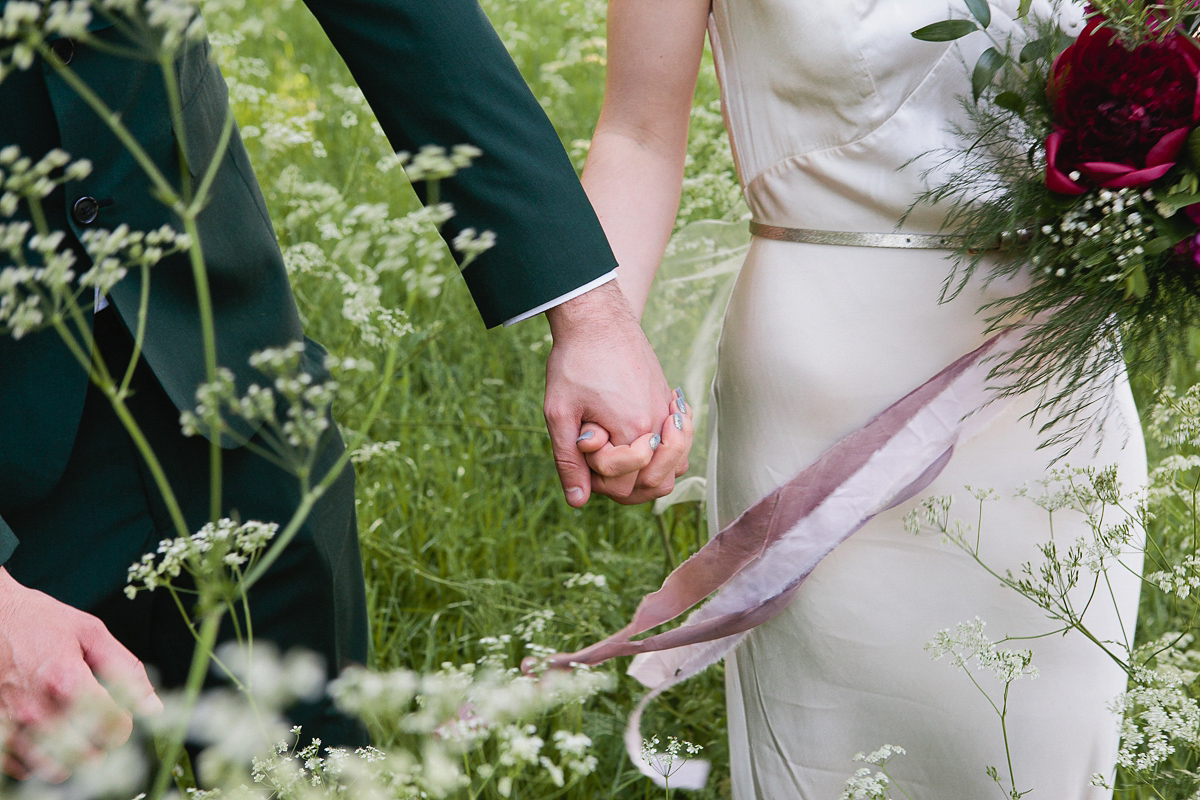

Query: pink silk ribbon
<box><xmin>543</xmin><ymin>330</ymin><xmax>1018</xmax><ymax>789</ymax></box>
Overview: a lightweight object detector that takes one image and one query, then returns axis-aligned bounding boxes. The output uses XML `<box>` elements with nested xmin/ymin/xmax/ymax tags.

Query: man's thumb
<box><xmin>546</xmin><ymin>414</ymin><xmax>593</xmax><ymax>508</ymax></box>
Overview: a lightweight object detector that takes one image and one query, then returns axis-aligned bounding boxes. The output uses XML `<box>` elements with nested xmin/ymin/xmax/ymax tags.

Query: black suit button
<box><xmin>72</xmin><ymin>196</ymin><xmax>99</xmax><ymax>225</ymax></box>
<box><xmin>49</xmin><ymin>38</ymin><xmax>74</xmax><ymax>65</ymax></box>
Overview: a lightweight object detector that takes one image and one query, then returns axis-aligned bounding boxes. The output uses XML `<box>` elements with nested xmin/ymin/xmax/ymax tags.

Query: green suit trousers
<box><xmin>4</xmin><ymin>310</ymin><xmax>369</xmax><ymax>745</ymax></box>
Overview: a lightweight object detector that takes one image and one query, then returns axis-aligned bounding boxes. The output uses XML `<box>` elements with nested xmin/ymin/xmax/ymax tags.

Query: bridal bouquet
<box><xmin>915</xmin><ymin>0</ymin><xmax>1200</xmax><ymax>448</ymax></box>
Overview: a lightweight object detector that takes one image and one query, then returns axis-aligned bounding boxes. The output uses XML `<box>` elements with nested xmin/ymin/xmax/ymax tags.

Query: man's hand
<box><xmin>0</xmin><ymin>568</ymin><xmax>161</xmax><ymax>781</ymax></box>
<box><xmin>544</xmin><ymin>280</ymin><xmax>691</xmax><ymax>506</ymax></box>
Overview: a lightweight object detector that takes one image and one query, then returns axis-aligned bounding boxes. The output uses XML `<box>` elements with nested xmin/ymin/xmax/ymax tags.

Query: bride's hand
<box><xmin>576</xmin><ymin>388</ymin><xmax>693</xmax><ymax>504</ymax></box>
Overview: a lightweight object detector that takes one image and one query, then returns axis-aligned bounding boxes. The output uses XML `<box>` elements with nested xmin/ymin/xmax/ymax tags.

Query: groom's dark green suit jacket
<box><xmin>0</xmin><ymin>1</ymin><xmax>617</xmax><ymax>566</ymax></box>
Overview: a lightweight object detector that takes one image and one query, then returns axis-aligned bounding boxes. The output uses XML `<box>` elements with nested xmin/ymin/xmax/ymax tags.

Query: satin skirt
<box><xmin>710</xmin><ymin>237</ymin><xmax>1145</xmax><ymax>799</ymax></box>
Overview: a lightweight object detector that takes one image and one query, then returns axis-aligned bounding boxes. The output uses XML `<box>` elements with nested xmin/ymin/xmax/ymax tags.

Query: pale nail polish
<box><xmin>649</xmin><ymin>434</ymin><xmax>662</xmax><ymax>450</ymax></box>
<box><xmin>674</xmin><ymin>387</ymin><xmax>688</xmax><ymax>414</ymax></box>
<box><xmin>673</xmin><ymin>413</ymin><xmax>684</xmax><ymax>431</ymax></box>
<box><xmin>576</xmin><ymin>430</ymin><xmax>595</xmax><ymax>443</ymax></box>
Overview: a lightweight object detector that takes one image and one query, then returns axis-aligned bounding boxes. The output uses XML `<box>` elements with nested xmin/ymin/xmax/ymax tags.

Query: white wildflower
<box><xmin>926</xmin><ymin>618</ymin><xmax>1038</xmax><ymax>683</ymax></box>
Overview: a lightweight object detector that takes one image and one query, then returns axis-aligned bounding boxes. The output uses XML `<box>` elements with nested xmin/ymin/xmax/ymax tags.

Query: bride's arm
<box><xmin>582</xmin><ymin>0</ymin><xmax>712</xmax><ymax>319</ymax></box>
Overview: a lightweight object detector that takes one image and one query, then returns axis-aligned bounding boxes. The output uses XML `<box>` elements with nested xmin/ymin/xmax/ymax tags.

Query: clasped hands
<box><xmin>544</xmin><ymin>281</ymin><xmax>693</xmax><ymax>507</ymax></box>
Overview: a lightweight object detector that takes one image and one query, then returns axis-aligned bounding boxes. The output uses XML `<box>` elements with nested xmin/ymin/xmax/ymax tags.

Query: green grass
<box><xmin>201</xmin><ymin>0</ymin><xmax>733</xmax><ymax>796</ymax></box>
<box><xmin>200</xmin><ymin>0</ymin><xmax>1200</xmax><ymax>796</ymax></box>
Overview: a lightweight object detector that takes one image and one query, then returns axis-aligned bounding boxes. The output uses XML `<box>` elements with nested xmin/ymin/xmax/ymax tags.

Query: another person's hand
<box><xmin>543</xmin><ymin>280</ymin><xmax>687</xmax><ymax>506</ymax></box>
<box><xmin>0</xmin><ymin>568</ymin><xmax>162</xmax><ymax>781</ymax></box>
<box><xmin>577</xmin><ymin>386</ymin><xmax>693</xmax><ymax>504</ymax></box>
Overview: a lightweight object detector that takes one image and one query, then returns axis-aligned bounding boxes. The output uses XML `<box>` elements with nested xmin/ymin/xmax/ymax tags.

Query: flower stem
<box><xmin>149</xmin><ymin>608</ymin><xmax>224</xmax><ymax>800</ymax></box>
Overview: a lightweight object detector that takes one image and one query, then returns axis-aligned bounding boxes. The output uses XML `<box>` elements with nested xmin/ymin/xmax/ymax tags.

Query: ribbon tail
<box><xmin>549</xmin><ymin>331</ymin><xmax>1021</xmax><ymax>787</ymax></box>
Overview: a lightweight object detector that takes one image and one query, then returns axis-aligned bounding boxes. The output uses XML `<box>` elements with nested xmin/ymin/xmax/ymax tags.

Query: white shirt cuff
<box><xmin>501</xmin><ymin>270</ymin><xmax>618</xmax><ymax>326</ymax></box>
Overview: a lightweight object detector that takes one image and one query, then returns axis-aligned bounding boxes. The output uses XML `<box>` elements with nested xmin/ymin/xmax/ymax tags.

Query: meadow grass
<box><xmin>204</xmin><ymin>0</ymin><xmax>735</xmax><ymax>796</ymax></box>
<box><xmin>203</xmin><ymin>0</ymin><xmax>1200</xmax><ymax>796</ymax></box>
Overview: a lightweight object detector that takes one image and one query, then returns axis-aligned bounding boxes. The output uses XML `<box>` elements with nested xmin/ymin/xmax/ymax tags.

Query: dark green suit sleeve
<box><xmin>300</xmin><ymin>0</ymin><xmax>618</xmax><ymax>327</ymax></box>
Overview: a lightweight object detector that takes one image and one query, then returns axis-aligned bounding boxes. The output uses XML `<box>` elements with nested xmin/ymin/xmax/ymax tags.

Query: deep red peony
<box><xmin>1045</xmin><ymin>16</ymin><xmax>1200</xmax><ymax>194</ymax></box>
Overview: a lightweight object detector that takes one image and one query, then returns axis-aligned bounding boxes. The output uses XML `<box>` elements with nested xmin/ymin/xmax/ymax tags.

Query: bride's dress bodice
<box><xmin>708</xmin><ymin>0</ymin><xmax>1083</xmax><ymax>232</ymax></box>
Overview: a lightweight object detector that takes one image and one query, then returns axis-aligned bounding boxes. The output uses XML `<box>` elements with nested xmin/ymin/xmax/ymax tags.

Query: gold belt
<box><xmin>748</xmin><ymin>221</ymin><xmax>1014</xmax><ymax>250</ymax></box>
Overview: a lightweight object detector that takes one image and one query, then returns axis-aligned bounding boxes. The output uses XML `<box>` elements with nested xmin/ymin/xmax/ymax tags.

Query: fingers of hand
<box><xmin>584</xmin><ymin>432</ymin><xmax>657</xmax><ymax>478</ymax></box>
<box><xmin>0</xmin><ymin>688</ymin><xmax>105</xmax><ymax>785</ymax></box>
<box><xmin>544</xmin><ymin>405</ymin><xmax>593</xmax><ymax>508</ymax></box>
<box><xmin>43</xmin><ymin>665</ymin><xmax>129</xmax><ymax>764</ymax></box>
<box><xmin>574</xmin><ymin>423</ymin><xmax>610</xmax><ymax>454</ymax></box>
<box><xmin>634</xmin><ymin>405</ymin><xmax>695</xmax><ymax>496</ymax></box>
<box><xmin>589</xmin><ymin>469</ymin><xmax>638</xmax><ymax>501</ymax></box>
<box><xmin>596</xmin><ymin>391</ymin><xmax>694</xmax><ymax>505</ymax></box>
<box><xmin>4</xmin><ymin>735</ymin><xmax>70</xmax><ymax>783</ymax></box>
<box><xmin>2</xmin><ymin>753</ymin><xmax>29</xmax><ymax>781</ymax></box>
<box><xmin>77</xmin><ymin>614</ymin><xmax>161</xmax><ymax>719</ymax></box>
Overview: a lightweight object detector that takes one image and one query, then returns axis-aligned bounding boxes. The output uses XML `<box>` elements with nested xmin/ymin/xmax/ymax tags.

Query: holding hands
<box><xmin>575</xmin><ymin>384</ymin><xmax>691</xmax><ymax>505</ymax></box>
<box><xmin>543</xmin><ymin>281</ymin><xmax>693</xmax><ymax>507</ymax></box>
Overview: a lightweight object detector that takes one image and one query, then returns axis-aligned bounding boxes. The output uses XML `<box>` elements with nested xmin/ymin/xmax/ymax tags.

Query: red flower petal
<box><xmin>1146</xmin><ymin>127</ymin><xmax>1190</xmax><ymax>167</ymax></box>
<box><xmin>1100</xmin><ymin>162</ymin><xmax>1174</xmax><ymax>188</ymax></box>
<box><xmin>1045</xmin><ymin>131</ymin><xmax>1086</xmax><ymax>195</ymax></box>
<box><xmin>1079</xmin><ymin>161</ymin><xmax>1135</xmax><ymax>180</ymax></box>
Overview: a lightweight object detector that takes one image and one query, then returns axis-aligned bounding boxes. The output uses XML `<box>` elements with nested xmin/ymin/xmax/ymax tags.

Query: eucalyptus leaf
<box><xmin>911</xmin><ymin>19</ymin><xmax>978</xmax><ymax>42</ymax></box>
<box><xmin>994</xmin><ymin>91</ymin><xmax>1025</xmax><ymax>115</ymax></box>
<box><xmin>1017</xmin><ymin>0</ymin><xmax>1033</xmax><ymax>16</ymax></box>
<box><xmin>964</xmin><ymin>0</ymin><xmax>991</xmax><ymax>27</ymax></box>
<box><xmin>1019</xmin><ymin>37</ymin><xmax>1053</xmax><ymax>63</ymax></box>
<box><xmin>972</xmin><ymin>47</ymin><xmax>1005</xmax><ymax>102</ymax></box>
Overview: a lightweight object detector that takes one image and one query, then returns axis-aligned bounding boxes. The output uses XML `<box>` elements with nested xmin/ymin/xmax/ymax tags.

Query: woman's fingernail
<box><xmin>673</xmin><ymin>413</ymin><xmax>684</xmax><ymax>431</ymax></box>
<box><xmin>649</xmin><ymin>434</ymin><xmax>662</xmax><ymax>451</ymax></box>
<box><xmin>676</xmin><ymin>397</ymin><xmax>688</xmax><ymax>415</ymax></box>
<box><xmin>567</xmin><ymin>487</ymin><xmax>584</xmax><ymax>503</ymax></box>
<box><xmin>674</xmin><ymin>386</ymin><xmax>686</xmax><ymax>402</ymax></box>
<box><xmin>576</xmin><ymin>431</ymin><xmax>594</xmax><ymax>443</ymax></box>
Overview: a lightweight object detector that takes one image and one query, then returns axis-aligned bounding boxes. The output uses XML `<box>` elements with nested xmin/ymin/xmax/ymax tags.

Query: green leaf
<box><xmin>964</xmin><ymin>0</ymin><xmax>992</xmax><ymax>27</ymax></box>
<box><xmin>1019</xmin><ymin>37</ymin><xmax>1053</xmax><ymax>63</ymax></box>
<box><xmin>1154</xmin><ymin>193</ymin><xmax>1200</xmax><ymax>212</ymax></box>
<box><xmin>1016</xmin><ymin>0</ymin><xmax>1033</xmax><ymax>17</ymax></box>
<box><xmin>1156</xmin><ymin>212</ymin><xmax>1197</xmax><ymax>243</ymax></box>
<box><xmin>1187</xmin><ymin>127</ymin><xmax>1200</xmax><ymax>168</ymax></box>
<box><xmin>1124</xmin><ymin>264</ymin><xmax>1149</xmax><ymax>299</ymax></box>
<box><xmin>911</xmin><ymin>19</ymin><xmax>979</xmax><ymax>42</ymax></box>
<box><xmin>994</xmin><ymin>91</ymin><xmax>1026</xmax><ymax>115</ymax></box>
<box><xmin>1144</xmin><ymin>236</ymin><xmax>1177</xmax><ymax>257</ymax></box>
<box><xmin>972</xmin><ymin>47</ymin><xmax>1005</xmax><ymax>102</ymax></box>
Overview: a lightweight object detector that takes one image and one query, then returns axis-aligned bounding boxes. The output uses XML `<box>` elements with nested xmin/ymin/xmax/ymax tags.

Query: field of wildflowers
<box><xmin>226</xmin><ymin>1</ymin><xmax>1200</xmax><ymax>795</ymax></box>
<box><xmin>9</xmin><ymin>0</ymin><xmax>1200</xmax><ymax>797</ymax></box>
<box><xmin>197</xmin><ymin>0</ymin><xmax>741</xmax><ymax>797</ymax></box>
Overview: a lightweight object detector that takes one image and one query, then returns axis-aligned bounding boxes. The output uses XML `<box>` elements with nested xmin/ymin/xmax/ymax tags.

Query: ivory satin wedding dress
<box><xmin>703</xmin><ymin>1</ymin><xmax>1146</xmax><ymax>797</ymax></box>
